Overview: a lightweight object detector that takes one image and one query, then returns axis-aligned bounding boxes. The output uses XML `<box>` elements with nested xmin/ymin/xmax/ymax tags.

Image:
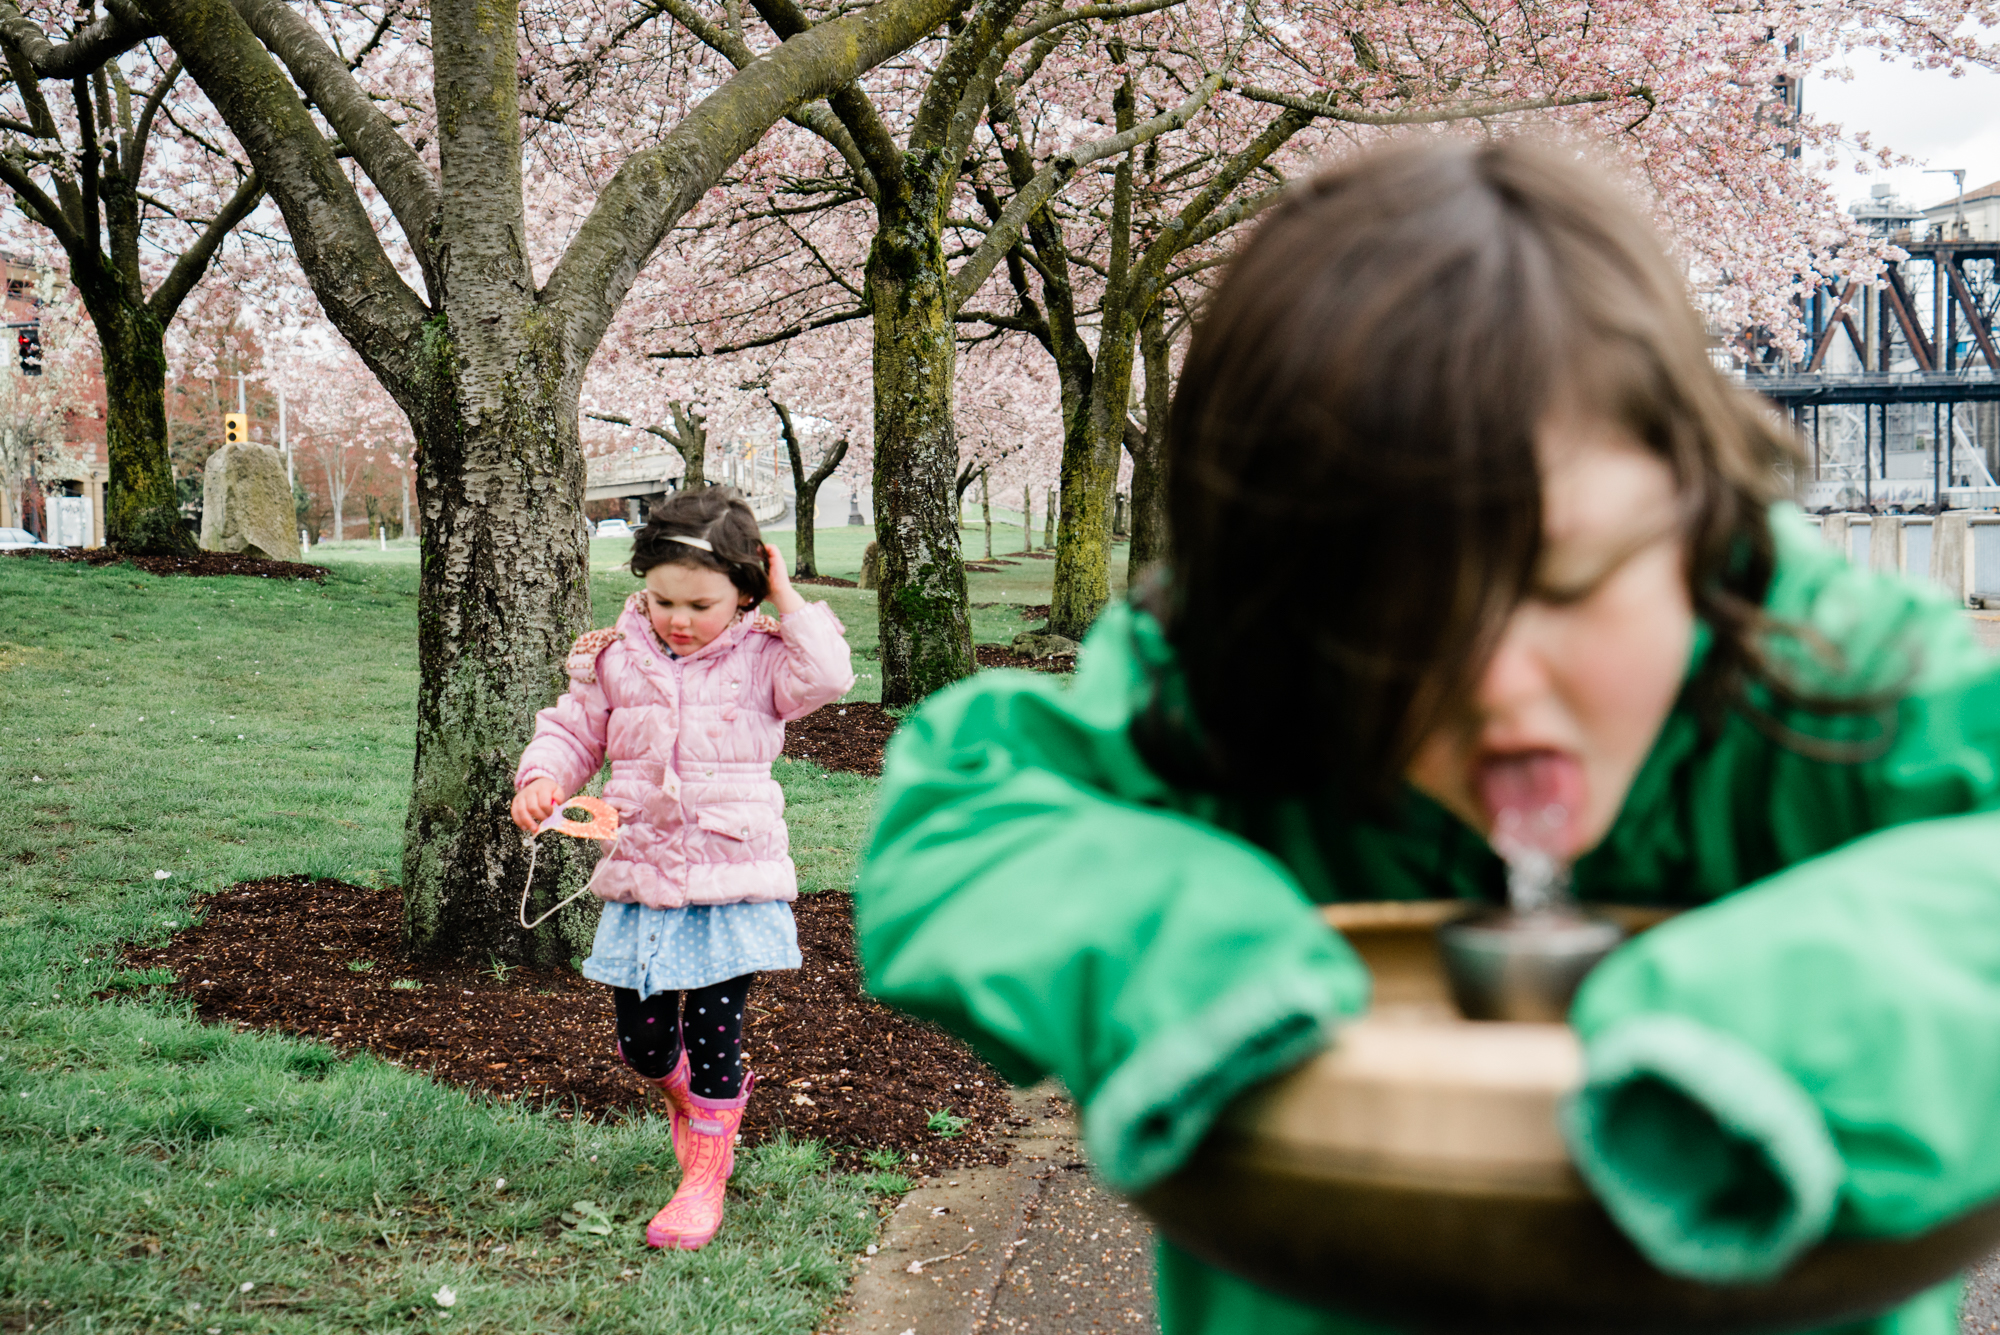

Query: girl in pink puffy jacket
<box><xmin>510</xmin><ymin>488</ymin><xmax>854</xmax><ymax>1252</ymax></box>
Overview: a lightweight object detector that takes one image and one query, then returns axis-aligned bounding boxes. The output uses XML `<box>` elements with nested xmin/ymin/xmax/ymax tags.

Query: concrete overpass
<box><xmin>585</xmin><ymin>450</ymin><xmax>786</xmax><ymax>523</ymax></box>
<box><xmin>586</xmin><ymin>451</ymin><xmax>684</xmax><ymax>504</ymax></box>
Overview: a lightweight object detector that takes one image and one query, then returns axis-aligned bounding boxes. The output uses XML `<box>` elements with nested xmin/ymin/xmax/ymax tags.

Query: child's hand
<box><xmin>512</xmin><ymin>778</ymin><xmax>564</xmax><ymax>833</ymax></box>
<box><xmin>764</xmin><ymin>543</ymin><xmax>806</xmax><ymax>616</ymax></box>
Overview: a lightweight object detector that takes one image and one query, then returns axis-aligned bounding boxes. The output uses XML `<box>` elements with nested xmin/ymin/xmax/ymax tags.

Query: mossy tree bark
<box><xmin>143</xmin><ymin>0</ymin><xmax>970</xmax><ymax>959</ymax></box>
<box><xmin>867</xmin><ymin>176</ymin><xmax>976</xmax><ymax>700</ymax></box>
<box><xmin>1001</xmin><ymin>103</ymin><xmax>1310</xmax><ymax>638</ymax></box>
<box><xmin>1126</xmin><ymin>303</ymin><xmax>1171</xmax><ymax>581</ymax></box>
<box><xmin>0</xmin><ymin>21</ymin><xmax>264</xmax><ymax>552</ymax></box>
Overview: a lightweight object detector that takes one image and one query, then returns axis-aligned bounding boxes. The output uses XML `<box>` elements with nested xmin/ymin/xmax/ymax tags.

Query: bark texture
<box><xmin>401</xmin><ymin>324</ymin><xmax>599</xmax><ymax>963</ymax></box>
<box><xmin>1126</xmin><ymin>304</ymin><xmax>1170</xmax><ymax>580</ymax></box>
<box><xmin>868</xmin><ymin>180</ymin><xmax>973</xmax><ymax>701</ymax></box>
<box><xmin>95</xmin><ymin>303</ymin><xmax>183</xmax><ymax>552</ymax></box>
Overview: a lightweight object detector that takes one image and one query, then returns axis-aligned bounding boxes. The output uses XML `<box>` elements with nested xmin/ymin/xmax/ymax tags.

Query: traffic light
<box><xmin>16</xmin><ymin>324</ymin><xmax>40</xmax><ymax>376</ymax></box>
<box><xmin>224</xmin><ymin>412</ymin><xmax>247</xmax><ymax>444</ymax></box>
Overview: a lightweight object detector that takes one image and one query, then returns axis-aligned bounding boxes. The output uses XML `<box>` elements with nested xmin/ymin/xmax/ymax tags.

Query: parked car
<box><xmin>593</xmin><ymin>518</ymin><xmax>633</xmax><ymax>539</ymax></box>
<box><xmin>0</xmin><ymin>526</ymin><xmax>63</xmax><ymax>551</ymax></box>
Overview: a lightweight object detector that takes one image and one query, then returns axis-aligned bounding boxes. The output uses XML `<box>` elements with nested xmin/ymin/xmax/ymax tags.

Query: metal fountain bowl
<box><xmin>1135</xmin><ymin>901</ymin><xmax>2000</xmax><ymax>1334</ymax></box>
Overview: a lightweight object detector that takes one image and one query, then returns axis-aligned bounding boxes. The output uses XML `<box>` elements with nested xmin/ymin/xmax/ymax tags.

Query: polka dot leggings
<box><xmin>612</xmin><ymin>974</ymin><xmax>753</xmax><ymax>1099</ymax></box>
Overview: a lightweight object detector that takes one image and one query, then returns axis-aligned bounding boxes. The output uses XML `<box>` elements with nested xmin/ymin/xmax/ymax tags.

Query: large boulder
<box><xmin>201</xmin><ymin>443</ymin><xmax>300</xmax><ymax>561</ymax></box>
<box><xmin>1011</xmin><ymin>629</ymin><xmax>1079</xmax><ymax>660</ymax></box>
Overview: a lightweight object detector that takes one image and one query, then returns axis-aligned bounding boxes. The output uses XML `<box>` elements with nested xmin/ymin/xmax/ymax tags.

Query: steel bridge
<box><xmin>1741</xmin><ymin>237</ymin><xmax>2000</xmax><ymax>510</ymax></box>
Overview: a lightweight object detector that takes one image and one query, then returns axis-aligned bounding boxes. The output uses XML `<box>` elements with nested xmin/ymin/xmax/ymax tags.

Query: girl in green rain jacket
<box><xmin>853</xmin><ymin>140</ymin><xmax>2000</xmax><ymax>1335</ymax></box>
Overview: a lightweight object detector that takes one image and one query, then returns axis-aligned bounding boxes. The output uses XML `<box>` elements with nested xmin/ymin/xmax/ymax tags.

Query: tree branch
<box><xmin>541</xmin><ymin>0</ymin><xmax>966</xmax><ymax>366</ymax></box>
<box><xmin>950</xmin><ymin>70</ymin><xmax>1221</xmax><ymax>310</ymax></box>
<box><xmin>135</xmin><ymin>0</ymin><xmax>431</xmax><ymax>399</ymax></box>
<box><xmin>0</xmin><ymin>37</ymin><xmax>57</xmax><ymax>137</ymax></box>
<box><xmin>0</xmin><ymin>0</ymin><xmax>151</xmax><ymax>79</ymax></box>
<box><xmin>1001</xmin><ymin>0</ymin><xmax>1180</xmax><ymax>53</ymax></box>
<box><xmin>0</xmin><ymin>150</ymin><xmax>78</xmax><ymax>249</ymax></box>
<box><xmin>228</xmin><ymin>0</ymin><xmax>440</xmax><ymax>293</ymax></box>
<box><xmin>586</xmin><ymin>411</ymin><xmax>687</xmax><ymax>449</ymax></box>
<box><xmin>645</xmin><ymin>302</ymin><xmax>870</xmax><ymax>358</ymax></box>
<box><xmin>148</xmin><ymin>168</ymin><xmax>262</xmax><ymax>322</ymax></box>
<box><xmin>744</xmin><ymin>0</ymin><xmax>904</xmax><ymax>193</ymax></box>
<box><xmin>1223</xmin><ymin>80</ymin><xmax>1630</xmax><ymax>125</ymax></box>
<box><xmin>128</xmin><ymin>55</ymin><xmax>180</xmax><ymax>170</ymax></box>
<box><xmin>655</xmin><ymin>0</ymin><xmax>879</xmax><ymax>200</ymax></box>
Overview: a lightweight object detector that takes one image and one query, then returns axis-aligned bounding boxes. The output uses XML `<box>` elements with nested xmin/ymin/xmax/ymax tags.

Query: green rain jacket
<box><xmin>852</xmin><ymin>509</ymin><xmax>2000</xmax><ymax>1335</ymax></box>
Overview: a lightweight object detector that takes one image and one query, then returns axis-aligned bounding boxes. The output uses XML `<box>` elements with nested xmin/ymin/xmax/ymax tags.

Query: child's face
<box><xmin>642</xmin><ymin>562</ymin><xmax>751</xmax><ymax>655</ymax></box>
<box><xmin>1404</xmin><ymin>417</ymin><xmax>1694</xmax><ymax>860</ymax></box>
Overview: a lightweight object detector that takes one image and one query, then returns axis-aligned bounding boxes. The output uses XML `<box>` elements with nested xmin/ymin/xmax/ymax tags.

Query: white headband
<box><xmin>668</xmin><ymin>534</ymin><xmax>714</xmax><ymax>552</ymax></box>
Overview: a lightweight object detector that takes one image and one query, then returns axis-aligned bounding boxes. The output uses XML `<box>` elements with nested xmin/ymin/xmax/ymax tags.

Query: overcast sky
<box><xmin>1810</xmin><ymin>52</ymin><xmax>2000</xmax><ymax>214</ymax></box>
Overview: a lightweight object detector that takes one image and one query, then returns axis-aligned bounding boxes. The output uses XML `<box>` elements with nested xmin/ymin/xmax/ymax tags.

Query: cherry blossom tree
<box><xmin>646</xmin><ymin>0</ymin><xmax>2000</xmax><ymax>661</ymax></box>
<box><xmin>102</xmin><ymin>0</ymin><xmax>974</xmax><ymax>962</ymax></box>
<box><xmin>0</xmin><ymin>5</ymin><xmax>271</xmax><ymax>551</ymax></box>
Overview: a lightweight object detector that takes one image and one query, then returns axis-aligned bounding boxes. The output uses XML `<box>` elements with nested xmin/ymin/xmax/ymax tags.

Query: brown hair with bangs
<box><xmin>1133</xmin><ymin>138</ymin><xmax>1797</xmax><ymax>800</ymax></box>
<box><xmin>630</xmin><ymin>487</ymin><xmax>772</xmax><ymax>606</ymax></box>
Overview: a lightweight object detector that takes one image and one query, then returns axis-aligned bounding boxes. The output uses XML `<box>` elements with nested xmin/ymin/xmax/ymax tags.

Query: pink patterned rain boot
<box><xmin>643</xmin><ymin>1050</ymin><xmax>698</xmax><ymax>1171</ymax></box>
<box><xmin>619</xmin><ymin>1032</ymin><xmax>698</xmax><ymax>1171</ymax></box>
<box><xmin>644</xmin><ymin>1074</ymin><xmax>754</xmax><ymax>1251</ymax></box>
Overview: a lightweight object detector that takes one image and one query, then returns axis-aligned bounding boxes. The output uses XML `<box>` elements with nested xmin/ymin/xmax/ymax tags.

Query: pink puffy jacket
<box><xmin>514</xmin><ymin>592</ymin><xmax>855</xmax><ymax>909</ymax></box>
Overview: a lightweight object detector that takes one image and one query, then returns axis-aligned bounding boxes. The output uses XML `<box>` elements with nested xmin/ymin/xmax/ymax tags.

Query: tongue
<box><xmin>1477</xmin><ymin>751</ymin><xmax>1585</xmax><ymax>858</ymax></box>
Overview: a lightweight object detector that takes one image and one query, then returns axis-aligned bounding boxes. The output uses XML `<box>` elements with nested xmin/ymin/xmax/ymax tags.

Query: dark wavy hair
<box><xmin>1132</xmin><ymin>139</ymin><xmax>1800</xmax><ymax>802</ymax></box>
<box><xmin>630</xmin><ymin>487</ymin><xmax>771</xmax><ymax>606</ymax></box>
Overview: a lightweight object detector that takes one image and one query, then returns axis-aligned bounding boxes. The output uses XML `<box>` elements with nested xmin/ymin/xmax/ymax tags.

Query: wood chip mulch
<box><xmin>782</xmin><ymin>701</ymin><xmax>899</xmax><ymax>776</ymax></box>
<box><xmin>4</xmin><ymin>546</ymin><xmax>329</xmax><ymax>582</ymax></box>
<box><xmin>115</xmin><ymin>878</ymin><xmax>1011</xmax><ymax>1170</ymax></box>
<box><xmin>976</xmin><ymin>644</ymin><xmax>1075</xmax><ymax>673</ymax></box>
<box><xmin>793</xmin><ymin>575</ymin><xmax>858</xmax><ymax>587</ymax></box>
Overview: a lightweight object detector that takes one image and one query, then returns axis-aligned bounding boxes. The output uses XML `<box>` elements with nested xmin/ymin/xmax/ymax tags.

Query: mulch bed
<box><xmin>117</xmin><ymin>878</ymin><xmax>1011</xmax><ymax>1171</ymax></box>
<box><xmin>5</xmin><ymin>546</ymin><xmax>328</xmax><ymax>582</ymax></box>
<box><xmin>782</xmin><ymin>701</ymin><xmax>899</xmax><ymax>777</ymax></box>
<box><xmin>793</xmin><ymin>575</ymin><xmax>858</xmax><ymax>587</ymax></box>
<box><xmin>976</xmin><ymin>644</ymin><xmax>1074</xmax><ymax>673</ymax></box>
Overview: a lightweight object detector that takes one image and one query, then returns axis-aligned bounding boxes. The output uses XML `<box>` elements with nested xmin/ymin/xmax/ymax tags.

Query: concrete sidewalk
<box><xmin>822</xmin><ymin>1082</ymin><xmax>2000</xmax><ymax>1335</ymax></box>
<box><xmin>827</xmin><ymin>1085</ymin><xmax>1158</xmax><ymax>1335</ymax></box>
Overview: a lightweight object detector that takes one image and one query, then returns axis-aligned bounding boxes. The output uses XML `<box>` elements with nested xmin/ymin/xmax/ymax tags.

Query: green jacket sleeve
<box><xmin>853</xmin><ymin>618</ymin><xmax>1370</xmax><ymax>1193</ymax></box>
<box><xmin>1564</xmin><ymin>521</ymin><xmax>2000</xmax><ymax>1282</ymax></box>
<box><xmin>1565</xmin><ymin>808</ymin><xmax>2000</xmax><ymax>1282</ymax></box>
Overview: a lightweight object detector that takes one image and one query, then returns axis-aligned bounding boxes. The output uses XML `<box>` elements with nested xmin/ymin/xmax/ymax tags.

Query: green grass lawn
<box><xmin>0</xmin><ymin>552</ymin><xmax>910</xmax><ymax>1334</ymax></box>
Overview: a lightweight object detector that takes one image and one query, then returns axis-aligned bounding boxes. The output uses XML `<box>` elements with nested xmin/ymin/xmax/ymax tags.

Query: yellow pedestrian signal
<box><xmin>224</xmin><ymin>412</ymin><xmax>247</xmax><ymax>444</ymax></box>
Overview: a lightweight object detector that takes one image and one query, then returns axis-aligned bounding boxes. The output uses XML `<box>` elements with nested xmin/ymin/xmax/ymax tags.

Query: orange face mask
<box><xmin>536</xmin><ymin>795</ymin><xmax>620</xmax><ymax>842</ymax></box>
<box><xmin>520</xmin><ymin>796</ymin><xmax>621</xmax><ymax>930</ymax></box>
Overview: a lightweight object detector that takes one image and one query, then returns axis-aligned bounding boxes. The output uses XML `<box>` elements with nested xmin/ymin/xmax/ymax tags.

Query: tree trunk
<box><xmin>794</xmin><ymin>475</ymin><xmax>819</xmax><ymax>577</ymax></box>
<box><xmin>670</xmin><ymin>402</ymin><xmax>708</xmax><ymax>488</ymax></box>
<box><xmin>401</xmin><ymin>331</ymin><xmax>599</xmax><ymax>964</ymax></box>
<box><xmin>1022</xmin><ymin>483</ymin><xmax>1032</xmax><ymax>552</ymax></box>
<box><xmin>1048</xmin><ymin>281</ymin><xmax>1139</xmax><ymax>639</ymax></box>
<box><xmin>1127</xmin><ymin>304</ymin><xmax>1171</xmax><ymax>582</ymax></box>
<box><xmin>980</xmin><ymin>469</ymin><xmax>992</xmax><ymax>559</ymax></box>
<box><xmin>868</xmin><ymin>198</ymin><xmax>973</xmax><ymax>704</ymax></box>
<box><xmin>401</xmin><ymin>0</ymin><xmax>598</xmax><ymax>964</ymax></box>
<box><xmin>775</xmin><ymin>400</ymin><xmax>847</xmax><ymax>580</ymax></box>
<box><xmin>1047</xmin><ymin>78</ymin><xmax>1135</xmax><ymax>640</ymax></box>
<box><xmin>93</xmin><ymin>299</ymin><xmax>193</xmax><ymax>554</ymax></box>
<box><xmin>1044</xmin><ymin>486</ymin><xmax>1056</xmax><ymax>549</ymax></box>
